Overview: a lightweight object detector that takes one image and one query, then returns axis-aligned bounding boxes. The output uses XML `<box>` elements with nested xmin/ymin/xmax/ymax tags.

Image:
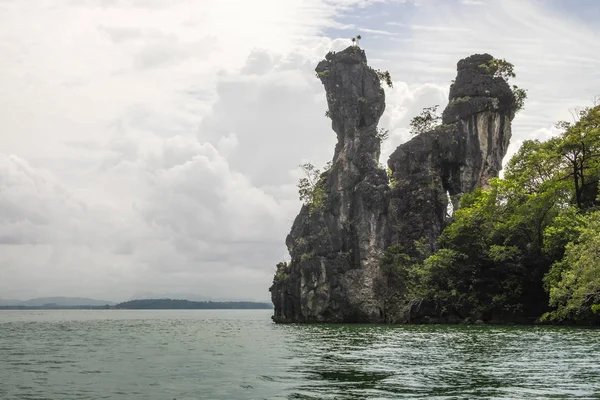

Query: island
<box><xmin>270</xmin><ymin>43</ymin><xmax>600</xmax><ymax>326</ymax></box>
<box><xmin>115</xmin><ymin>299</ymin><xmax>273</xmax><ymax>310</ymax></box>
<box><xmin>0</xmin><ymin>298</ymin><xmax>272</xmax><ymax>310</ymax></box>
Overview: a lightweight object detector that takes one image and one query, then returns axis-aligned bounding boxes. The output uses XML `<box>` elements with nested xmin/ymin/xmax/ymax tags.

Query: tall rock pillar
<box><xmin>270</xmin><ymin>46</ymin><xmax>390</xmax><ymax>323</ymax></box>
<box><xmin>388</xmin><ymin>53</ymin><xmax>517</xmax><ymax>253</ymax></box>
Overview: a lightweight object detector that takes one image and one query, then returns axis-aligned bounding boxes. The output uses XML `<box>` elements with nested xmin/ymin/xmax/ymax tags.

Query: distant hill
<box><xmin>0</xmin><ymin>299</ymin><xmax>23</xmax><ymax>306</ymax></box>
<box><xmin>0</xmin><ymin>297</ymin><xmax>115</xmax><ymax>307</ymax></box>
<box><xmin>128</xmin><ymin>292</ymin><xmax>213</xmax><ymax>302</ymax></box>
<box><xmin>117</xmin><ymin>298</ymin><xmax>273</xmax><ymax>310</ymax></box>
<box><xmin>128</xmin><ymin>292</ymin><xmax>262</xmax><ymax>302</ymax></box>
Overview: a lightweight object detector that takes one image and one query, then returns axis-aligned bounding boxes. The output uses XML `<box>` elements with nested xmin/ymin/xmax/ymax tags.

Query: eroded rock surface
<box><xmin>270</xmin><ymin>46</ymin><xmax>389</xmax><ymax>323</ymax></box>
<box><xmin>388</xmin><ymin>53</ymin><xmax>516</xmax><ymax>254</ymax></box>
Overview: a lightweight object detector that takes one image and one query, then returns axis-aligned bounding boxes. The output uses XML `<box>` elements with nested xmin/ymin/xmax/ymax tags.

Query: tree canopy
<box><xmin>409</xmin><ymin>105</ymin><xmax>441</xmax><ymax>135</ymax></box>
<box><xmin>384</xmin><ymin>104</ymin><xmax>600</xmax><ymax>324</ymax></box>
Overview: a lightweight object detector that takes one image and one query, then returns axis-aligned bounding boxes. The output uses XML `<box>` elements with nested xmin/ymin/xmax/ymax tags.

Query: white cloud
<box><xmin>0</xmin><ymin>0</ymin><xmax>598</xmax><ymax>302</ymax></box>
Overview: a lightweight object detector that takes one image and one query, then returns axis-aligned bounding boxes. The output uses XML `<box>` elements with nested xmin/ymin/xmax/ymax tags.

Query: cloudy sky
<box><xmin>1</xmin><ymin>0</ymin><xmax>599</xmax><ymax>302</ymax></box>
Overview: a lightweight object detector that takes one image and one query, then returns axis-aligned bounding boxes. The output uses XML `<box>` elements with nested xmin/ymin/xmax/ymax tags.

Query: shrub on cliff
<box><xmin>297</xmin><ymin>162</ymin><xmax>329</xmax><ymax>214</ymax></box>
<box><xmin>409</xmin><ymin>105</ymin><xmax>441</xmax><ymax>135</ymax></box>
<box><xmin>480</xmin><ymin>57</ymin><xmax>527</xmax><ymax>113</ymax></box>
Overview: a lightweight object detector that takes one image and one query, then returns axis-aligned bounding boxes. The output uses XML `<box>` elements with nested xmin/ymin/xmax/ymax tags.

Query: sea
<box><xmin>1</xmin><ymin>310</ymin><xmax>599</xmax><ymax>399</ymax></box>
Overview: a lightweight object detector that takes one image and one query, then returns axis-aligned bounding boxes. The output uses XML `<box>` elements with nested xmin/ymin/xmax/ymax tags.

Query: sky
<box><xmin>1</xmin><ymin>0</ymin><xmax>599</xmax><ymax>302</ymax></box>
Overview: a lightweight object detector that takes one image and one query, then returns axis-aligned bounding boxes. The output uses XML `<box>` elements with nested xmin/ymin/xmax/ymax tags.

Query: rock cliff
<box><xmin>270</xmin><ymin>51</ymin><xmax>517</xmax><ymax>323</ymax></box>
<box><xmin>270</xmin><ymin>46</ymin><xmax>389</xmax><ymax>323</ymax></box>
<box><xmin>388</xmin><ymin>53</ymin><xmax>516</xmax><ymax>253</ymax></box>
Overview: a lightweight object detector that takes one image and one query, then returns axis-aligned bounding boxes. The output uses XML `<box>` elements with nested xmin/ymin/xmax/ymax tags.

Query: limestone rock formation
<box><xmin>388</xmin><ymin>53</ymin><xmax>516</xmax><ymax>254</ymax></box>
<box><xmin>270</xmin><ymin>51</ymin><xmax>517</xmax><ymax>323</ymax></box>
<box><xmin>270</xmin><ymin>46</ymin><xmax>390</xmax><ymax>323</ymax></box>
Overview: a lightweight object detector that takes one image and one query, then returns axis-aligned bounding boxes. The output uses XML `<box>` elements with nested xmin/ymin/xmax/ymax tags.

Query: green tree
<box><xmin>409</xmin><ymin>105</ymin><xmax>441</xmax><ymax>135</ymax></box>
<box><xmin>375</xmin><ymin>69</ymin><xmax>393</xmax><ymax>88</ymax></box>
<box><xmin>297</xmin><ymin>162</ymin><xmax>329</xmax><ymax>214</ymax></box>
<box><xmin>552</xmin><ymin>106</ymin><xmax>600</xmax><ymax>209</ymax></box>
<box><xmin>480</xmin><ymin>57</ymin><xmax>527</xmax><ymax>113</ymax></box>
<box><xmin>512</xmin><ymin>86</ymin><xmax>528</xmax><ymax>113</ymax></box>
<box><xmin>481</xmin><ymin>58</ymin><xmax>516</xmax><ymax>81</ymax></box>
<box><xmin>376</xmin><ymin>127</ymin><xmax>389</xmax><ymax>142</ymax></box>
<box><xmin>544</xmin><ymin>211</ymin><xmax>600</xmax><ymax>323</ymax></box>
<box><xmin>505</xmin><ymin>139</ymin><xmax>561</xmax><ymax>194</ymax></box>
<box><xmin>405</xmin><ymin>102</ymin><xmax>600</xmax><ymax>323</ymax></box>
<box><xmin>411</xmin><ymin>168</ymin><xmax>573</xmax><ymax>322</ymax></box>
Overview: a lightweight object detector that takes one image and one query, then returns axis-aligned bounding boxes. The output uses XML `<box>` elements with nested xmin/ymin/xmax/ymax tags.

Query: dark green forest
<box><xmin>383</xmin><ymin>104</ymin><xmax>600</xmax><ymax>324</ymax></box>
<box><xmin>116</xmin><ymin>299</ymin><xmax>273</xmax><ymax>309</ymax></box>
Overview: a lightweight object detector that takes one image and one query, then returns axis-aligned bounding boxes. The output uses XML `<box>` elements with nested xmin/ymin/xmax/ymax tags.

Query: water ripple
<box><xmin>1</xmin><ymin>311</ymin><xmax>599</xmax><ymax>399</ymax></box>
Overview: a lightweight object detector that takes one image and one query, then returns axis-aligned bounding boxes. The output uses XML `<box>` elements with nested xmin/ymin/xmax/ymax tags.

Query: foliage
<box><xmin>379</xmin><ymin>244</ymin><xmax>427</xmax><ymax>317</ymax></box>
<box><xmin>409</xmin><ymin>105</ymin><xmax>441</xmax><ymax>135</ymax></box>
<box><xmin>389</xmin><ymin>103</ymin><xmax>600</xmax><ymax>323</ymax></box>
<box><xmin>297</xmin><ymin>162</ymin><xmax>329</xmax><ymax>215</ymax></box>
<box><xmin>380</xmin><ymin>245</ymin><xmax>416</xmax><ymax>291</ymax></box>
<box><xmin>300</xmin><ymin>252</ymin><xmax>315</xmax><ymax>262</ymax></box>
<box><xmin>504</xmin><ymin>139</ymin><xmax>562</xmax><ymax>193</ymax></box>
<box><xmin>376</xmin><ymin>127</ymin><xmax>389</xmax><ymax>142</ymax></box>
<box><xmin>273</xmin><ymin>261</ymin><xmax>289</xmax><ymax>284</ymax></box>
<box><xmin>375</xmin><ymin>69</ymin><xmax>393</xmax><ymax>88</ymax></box>
<box><xmin>381</xmin><ymin>245</ymin><xmax>413</xmax><ymax>275</ymax></box>
<box><xmin>552</xmin><ymin>106</ymin><xmax>600</xmax><ymax>209</ymax></box>
<box><xmin>451</xmin><ymin>96</ymin><xmax>471</xmax><ymax>104</ymax></box>
<box><xmin>480</xmin><ymin>57</ymin><xmax>527</xmax><ymax>113</ymax></box>
<box><xmin>480</xmin><ymin>57</ymin><xmax>516</xmax><ymax>81</ymax></box>
<box><xmin>512</xmin><ymin>85</ymin><xmax>528</xmax><ymax>113</ymax></box>
<box><xmin>297</xmin><ymin>163</ymin><xmax>319</xmax><ymax>204</ymax></box>
<box><xmin>387</xmin><ymin>168</ymin><xmax>397</xmax><ymax>189</ymax></box>
<box><xmin>543</xmin><ymin>212</ymin><xmax>600</xmax><ymax>323</ymax></box>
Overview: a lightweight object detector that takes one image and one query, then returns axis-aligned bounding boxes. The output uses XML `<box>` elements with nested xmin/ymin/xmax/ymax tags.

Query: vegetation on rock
<box><xmin>376</xmin><ymin>127</ymin><xmax>390</xmax><ymax>142</ymax></box>
<box><xmin>385</xmin><ymin>104</ymin><xmax>600</xmax><ymax>324</ymax></box>
<box><xmin>271</xmin><ymin>45</ymin><xmax>389</xmax><ymax>323</ymax></box>
<box><xmin>273</xmin><ymin>262</ymin><xmax>289</xmax><ymax>284</ymax></box>
<box><xmin>375</xmin><ymin>69</ymin><xmax>393</xmax><ymax>88</ymax></box>
<box><xmin>479</xmin><ymin>57</ymin><xmax>527</xmax><ymax>113</ymax></box>
<box><xmin>273</xmin><ymin>48</ymin><xmax>598</xmax><ymax>326</ymax></box>
<box><xmin>479</xmin><ymin>57</ymin><xmax>516</xmax><ymax>80</ymax></box>
<box><xmin>297</xmin><ymin>162</ymin><xmax>329</xmax><ymax>215</ymax></box>
<box><xmin>409</xmin><ymin>105</ymin><xmax>441</xmax><ymax>135</ymax></box>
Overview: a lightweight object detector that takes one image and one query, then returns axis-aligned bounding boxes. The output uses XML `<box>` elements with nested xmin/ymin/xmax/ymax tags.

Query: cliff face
<box><xmin>270</xmin><ymin>46</ymin><xmax>389</xmax><ymax>323</ymax></box>
<box><xmin>270</xmin><ymin>51</ymin><xmax>517</xmax><ymax>323</ymax></box>
<box><xmin>388</xmin><ymin>53</ymin><xmax>516</xmax><ymax>253</ymax></box>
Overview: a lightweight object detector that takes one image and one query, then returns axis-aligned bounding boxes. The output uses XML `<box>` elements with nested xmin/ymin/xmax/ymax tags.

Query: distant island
<box><xmin>115</xmin><ymin>299</ymin><xmax>273</xmax><ymax>310</ymax></box>
<box><xmin>0</xmin><ymin>296</ymin><xmax>116</xmax><ymax>307</ymax></box>
<box><xmin>0</xmin><ymin>304</ymin><xmax>113</xmax><ymax>310</ymax></box>
<box><xmin>0</xmin><ymin>297</ymin><xmax>272</xmax><ymax>310</ymax></box>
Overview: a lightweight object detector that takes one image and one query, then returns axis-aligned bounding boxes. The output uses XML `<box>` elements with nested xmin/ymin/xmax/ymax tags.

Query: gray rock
<box><xmin>388</xmin><ymin>53</ymin><xmax>515</xmax><ymax>255</ymax></box>
<box><xmin>270</xmin><ymin>46</ymin><xmax>389</xmax><ymax>323</ymax></box>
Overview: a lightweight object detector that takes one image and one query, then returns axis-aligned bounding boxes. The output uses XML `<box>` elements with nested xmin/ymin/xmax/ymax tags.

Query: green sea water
<box><xmin>1</xmin><ymin>310</ymin><xmax>599</xmax><ymax>399</ymax></box>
